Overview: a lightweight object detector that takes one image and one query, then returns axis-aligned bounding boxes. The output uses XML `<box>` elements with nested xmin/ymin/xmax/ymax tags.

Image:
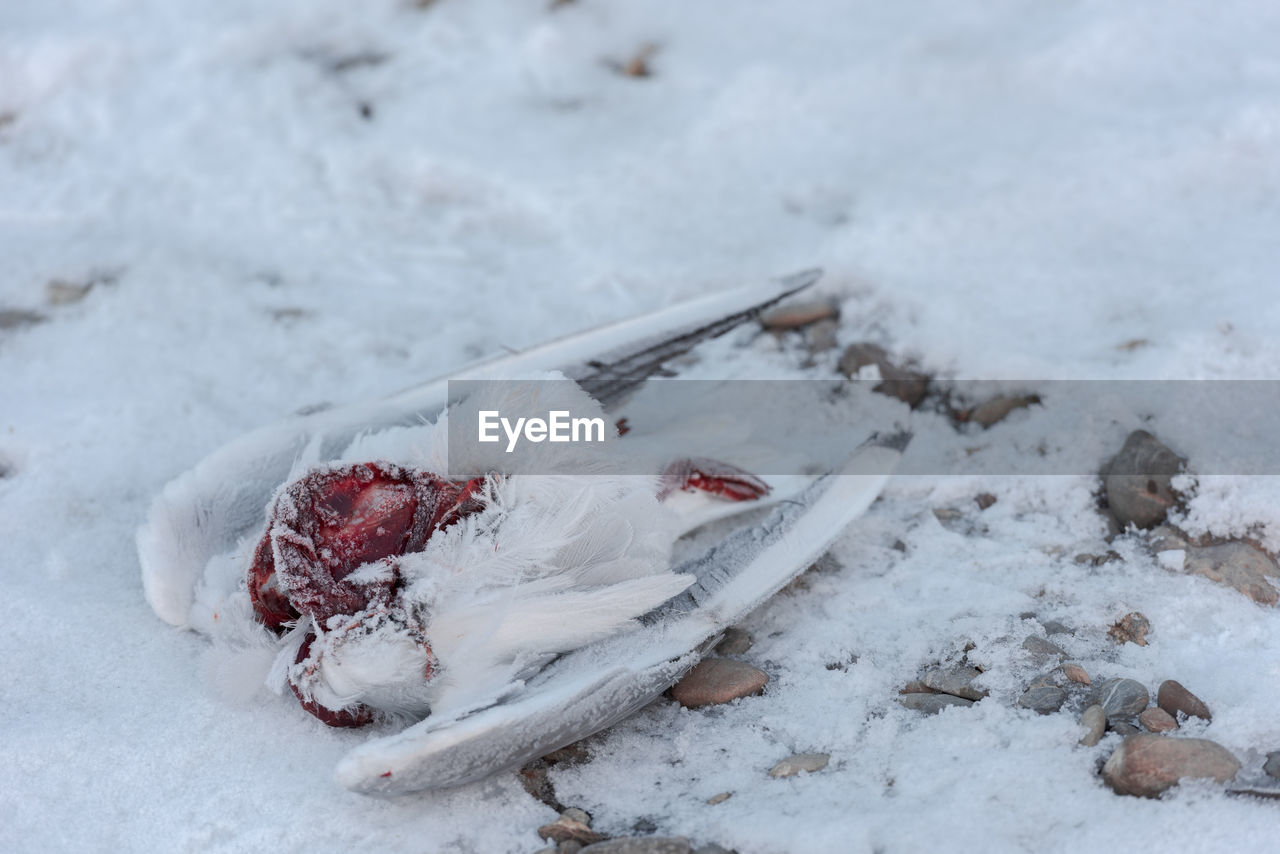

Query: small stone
<box><xmin>921</xmin><ymin>665</ymin><xmax>988</xmax><ymax>701</ymax></box>
<box><xmin>561</xmin><ymin>808</ymin><xmax>592</xmax><ymax>826</ymax></box>
<box><xmin>705</xmin><ymin>792</ymin><xmax>732</xmax><ymax>805</ymax></box>
<box><xmin>1139</xmin><ymin>707</ymin><xmax>1179</xmax><ymax>733</ymax></box>
<box><xmin>1263</xmin><ymin>751</ymin><xmax>1280</xmax><ymax>779</ymax></box>
<box><xmin>1018</xmin><ymin>684</ymin><xmax>1067</xmax><ymax>715</ymax></box>
<box><xmin>1104</xmin><ymin>430</ymin><xmax>1184</xmax><ymax>529</ymax></box>
<box><xmin>714</xmin><ymin>627</ymin><xmax>753</xmax><ymax>656</ymax></box>
<box><xmin>1156</xmin><ymin>680</ymin><xmax>1212</xmax><ymax>722</ymax></box>
<box><xmin>1181</xmin><ymin>542</ymin><xmax>1280</xmax><ymax>606</ymax></box>
<box><xmin>1096</xmin><ymin>678</ymin><xmax>1150</xmax><ymax>720</ymax></box>
<box><xmin>760</xmin><ymin>298</ymin><xmax>839</xmax><ymax>330</ymax></box>
<box><xmin>538</xmin><ymin>816</ymin><xmax>606</xmax><ymax>846</ymax></box>
<box><xmin>671</xmin><ymin>658</ymin><xmax>768</xmax><ymax>708</ymax></box>
<box><xmin>1062</xmin><ymin>663</ymin><xmax>1091</xmax><ymax>685</ymax></box>
<box><xmin>838</xmin><ymin>342</ymin><xmax>930</xmax><ymax>408</ymax></box>
<box><xmin>975</xmin><ymin>493</ymin><xmax>997</xmax><ymax>510</ymax></box>
<box><xmin>769</xmin><ymin>752</ymin><xmax>830</xmax><ymax>778</ymax></box>
<box><xmin>969</xmin><ymin>394</ymin><xmax>1039</xmax><ymax>429</ymax></box>
<box><xmin>0</xmin><ymin>308</ymin><xmax>47</xmax><ymax>330</ymax></box>
<box><xmin>1108</xmin><ymin>612</ymin><xmax>1150</xmax><ymax>646</ymax></box>
<box><xmin>1041</xmin><ymin>619</ymin><xmax>1074</xmax><ymax>636</ymax></box>
<box><xmin>1110</xmin><ymin>720</ymin><xmax>1142</xmax><ymax>736</ymax></box>
<box><xmin>1102</xmin><ymin>734</ymin><xmax>1241</xmax><ymax>798</ymax></box>
<box><xmin>580</xmin><ymin>839</ymin><xmax>692</xmax><ymax>854</ymax></box>
<box><xmin>897</xmin><ymin>693</ymin><xmax>974</xmax><ymax>715</ymax></box>
<box><xmin>805</xmin><ymin>318</ymin><xmax>840</xmax><ymax>354</ymax></box>
<box><xmin>1022</xmin><ymin>636</ymin><xmax>1068</xmax><ymax>661</ymax></box>
<box><xmin>1079</xmin><ymin>705</ymin><xmax>1107</xmax><ymax>746</ymax></box>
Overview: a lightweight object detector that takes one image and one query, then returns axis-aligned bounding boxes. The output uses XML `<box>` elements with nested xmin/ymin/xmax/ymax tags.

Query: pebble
<box><xmin>769</xmin><ymin>752</ymin><xmax>830</xmax><ymax>778</ymax></box>
<box><xmin>975</xmin><ymin>492</ymin><xmax>997</xmax><ymax>510</ymax></box>
<box><xmin>1102</xmin><ymin>734</ymin><xmax>1241</xmax><ymax>798</ymax></box>
<box><xmin>898</xmin><ymin>693</ymin><xmax>974</xmax><ymax>715</ymax></box>
<box><xmin>1180</xmin><ymin>542</ymin><xmax>1280</xmax><ymax>606</ymax></box>
<box><xmin>921</xmin><ymin>665</ymin><xmax>988</xmax><ymax>701</ymax></box>
<box><xmin>1108</xmin><ymin>612</ymin><xmax>1151</xmax><ymax>646</ymax></box>
<box><xmin>969</xmin><ymin>394</ymin><xmax>1039</xmax><ymax>429</ymax></box>
<box><xmin>1103</xmin><ymin>430</ymin><xmax>1184</xmax><ymax>529</ymax></box>
<box><xmin>1110</xmin><ymin>720</ymin><xmax>1142</xmax><ymax>736</ymax></box>
<box><xmin>1022</xmin><ymin>636</ymin><xmax>1068</xmax><ymax>661</ymax></box>
<box><xmin>1096</xmin><ymin>678</ymin><xmax>1150</xmax><ymax>720</ymax></box>
<box><xmin>760</xmin><ymin>298</ymin><xmax>839</xmax><ymax>330</ymax></box>
<box><xmin>580</xmin><ymin>838</ymin><xmax>692</xmax><ymax>854</ymax></box>
<box><xmin>538</xmin><ymin>814</ymin><xmax>606</xmax><ymax>846</ymax></box>
<box><xmin>1079</xmin><ymin>705</ymin><xmax>1107</xmax><ymax>746</ymax></box>
<box><xmin>1041</xmin><ymin>619</ymin><xmax>1075</xmax><ymax>636</ymax></box>
<box><xmin>1156</xmin><ymin>680</ymin><xmax>1212</xmax><ymax>722</ymax></box>
<box><xmin>1139</xmin><ymin>707</ymin><xmax>1179</xmax><ymax>733</ymax></box>
<box><xmin>714</xmin><ymin>627</ymin><xmax>753</xmax><ymax>656</ymax></box>
<box><xmin>838</xmin><ymin>342</ymin><xmax>930</xmax><ymax>408</ymax></box>
<box><xmin>705</xmin><ymin>792</ymin><xmax>732</xmax><ymax>805</ymax></box>
<box><xmin>1018</xmin><ymin>684</ymin><xmax>1067</xmax><ymax>715</ymax></box>
<box><xmin>1062</xmin><ymin>663</ymin><xmax>1091</xmax><ymax>685</ymax></box>
<box><xmin>671</xmin><ymin>658</ymin><xmax>768</xmax><ymax>708</ymax></box>
<box><xmin>1265</xmin><ymin>751</ymin><xmax>1280</xmax><ymax>779</ymax></box>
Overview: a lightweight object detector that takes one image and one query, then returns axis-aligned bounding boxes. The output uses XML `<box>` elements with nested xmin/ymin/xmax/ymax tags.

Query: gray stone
<box><xmin>1264</xmin><ymin>751</ymin><xmax>1280</xmax><ymax>779</ymax></box>
<box><xmin>1096</xmin><ymin>678</ymin><xmax>1150</xmax><ymax>720</ymax></box>
<box><xmin>1181</xmin><ymin>542</ymin><xmax>1279</xmax><ymax>605</ymax></box>
<box><xmin>1110</xmin><ymin>720</ymin><xmax>1142</xmax><ymax>736</ymax></box>
<box><xmin>1104</xmin><ymin>430</ymin><xmax>1184</xmax><ymax>529</ymax></box>
<box><xmin>769</xmin><ymin>752</ymin><xmax>830</xmax><ymax>778</ymax></box>
<box><xmin>580</xmin><ymin>839</ymin><xmax>692</xmax><ymax>854</ymax></box>
<box><xmin>1079</xmin><ymin>705</ymin><xmax>1107</xmax><ymax>746</ymax></box>
<box><xmin>1102</xmin><ymin>734</ymin><xmax>1241</xmax><ymax>798</ymax></box>
<box><xmin>921</xmin><ymin>665</ymin><xmax>988</xmax><ymax>701</ymax></box>
<box><xmin>671</xmin><ymin>659</ymin><xmax>768</xmax><ymax>708</ymax></box>
<box><xmin>1018</xmin><ymin>684</ymin><xmax>1067</xmax><ymax>715</ymax></box>
<box><xmin>1139</xmin><ymin>707</ymin><xmax>1178</xmax><ymax>733</ymax></box>
<box><xmin>1156</xmin><ymin>680</ymin><xmax>1212</xmax><ymax>722</ymax></box>
<box><xmin>714</xmin><ymin>627</ymin><xmax>753</xmax><ymax>656</ymax></box>
<box><xmin>897</xmin><ymin>693</ymin><xmax>974</xmax><ymax>715</ymax></box>
<box><xmin>1041</xmin><ymin>619</ymin><xmax>1074</xmax><ymax>636</ymax></box>
<box><xmin>838</xmin><ymin>342</ymin><xmax>929</xmax><ymax>408</ymax></box>
<box><xmin>1022</xmin><ymin>636</ymin><xmax>1068</xmax><ymax>661</ymax></box>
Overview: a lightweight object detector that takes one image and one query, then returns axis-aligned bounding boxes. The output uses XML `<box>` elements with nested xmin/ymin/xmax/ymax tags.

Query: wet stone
<box><xmin>1156</xmin><ymin>680</ymin><xmax>1212</xmax><ymax>722</ymax></box>
<box><xmin>1079</xmin><ymin>705</ymin><xmax>1107</xmax><ymax>746</ymax></box>
<box><xmin>1102</xmin><ymin>734</ymin><xmax>1241</xmax><ymax>798</ymax></box>
<box><xmin>1096</xmin><ymin>678</ymin><xmax>1149</xmax><ymax>720</ymax></box>
<box><xmin>1018</xmin><ymin>684</ymin><xmax>1067</xmax><ymax>715</ymax></box>
<box><xmin>1022</xmin><ymin>636</ymin><xmax>1068</xmax><ymax>661</ymax></box>
<box><xmin>1108</xmin><ymin>612</ymin><xmax>1151</xmax><ymax>646</ymax></box>
<box><xmin>921</xmin><ymin>665</ymin><xmax>988</xmax><ymax>701</ymax></box>
<box><xmin>769</xmin><ymin>752</ymin><xmax>830</xmax><ymax>778</ymax></box>
<box><xmin>671</xmin><ymin>658</ymin><xmax>768</xmax><ymax>708</ymax></box>
<box><xmin>1104</xmin><ymin>430</ymin><xmax>1184</xmax><ymax>529</ymax></box>
<box><xmin>897</xmin><ymin>693</ymin><xmax>974</xmax><ymax>715</ymax></box>
<box><xmin>1139</xmin><ymin>707</ymin><xmax>1179</xmax><ymax>733</ymax></box>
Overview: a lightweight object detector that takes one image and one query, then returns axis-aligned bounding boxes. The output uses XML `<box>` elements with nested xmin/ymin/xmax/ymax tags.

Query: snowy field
<box><xmin>4</xmin><ymin>1</ymin><xmax>1280</xmax><ymax>852</ymax></box>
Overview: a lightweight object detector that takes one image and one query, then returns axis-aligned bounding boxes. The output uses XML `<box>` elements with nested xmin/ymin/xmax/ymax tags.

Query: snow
<box><xmin>3</xmin><ymin>0</ymin><xmax>1280</xmax><ymax>851</ymax></box>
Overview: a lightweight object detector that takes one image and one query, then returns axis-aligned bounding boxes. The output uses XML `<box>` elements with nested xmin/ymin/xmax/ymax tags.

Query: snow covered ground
<box><xmin>4</xmin><ymin>0</ymin><xmax>1280</xmax><ymax>851</ymax></box>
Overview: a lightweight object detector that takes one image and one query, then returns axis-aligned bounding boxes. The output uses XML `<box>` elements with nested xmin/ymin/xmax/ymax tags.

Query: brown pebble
<box><xmin>1079</xmin><ymin>704</ymin><xmax>1106</xmax><ymax>746</ymax></box>
<box><xmin>1062</xmin><ymin>663</ymin><xmax>1091</xmax><ymax>686</ymax></box>
<box><xmin>975</xmin><ymin>493</ymin><xmax>997</xmax><ymax>510</ymax></box>
<box><xmin>1102</xmin><ymin>734</ymin><xmax>1240</xmax><ymax>798</ymax></box>
<box><xmin>1156</xmin><ymin>679</ymin><xmax>1212</xmax><ymax>722</ymax></box>
<box><xmin>671</xmin><ymin>658</ymin><xmax>768</xmax><ymax>708</ymax></box>
<box><xmin>1139</xmin><ymin>707</ymin><xmax>1179</xmax><ymax>733</ymax></box>
<box><xmin>760</xmin><ymin>299</ymin><xmax>839</xmax><ymax>330</ymax></box>
<box><xmin>969</xmin><ymin>395</ymin><xmax>1039</xmax><ymax>428</ymax></box>
<box><xmin>706</xmin><ymin>792</ymin><xmax>732</xmax><ymax>805</ymax></box>
<box><xmin>537</xmin><ymin>816</ymin><xmax>606</xmax><ymax>846</ymax></box>
<box><xmin>1108</xmin><ymin>612</ymin><xmax>1150</xmax><ymax>646</ymax></box>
